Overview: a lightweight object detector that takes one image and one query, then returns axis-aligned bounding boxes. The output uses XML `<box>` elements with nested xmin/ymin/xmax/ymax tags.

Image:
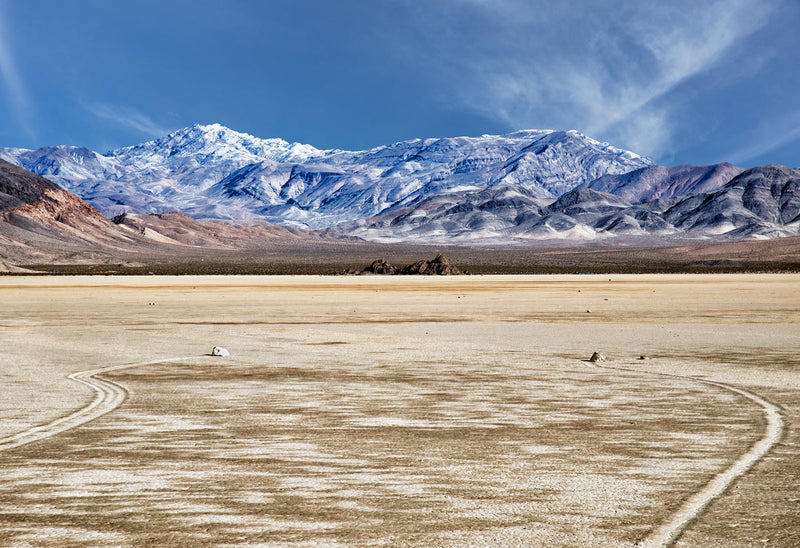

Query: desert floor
<box><xmin>0</xmin><ymin>274</ymin><xmax>798</xmax><ymax>547</ymax></box>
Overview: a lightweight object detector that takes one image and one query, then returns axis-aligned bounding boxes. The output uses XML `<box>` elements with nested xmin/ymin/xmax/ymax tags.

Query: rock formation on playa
<box><xmin>399</xmin><ymin>254</ymin><xmax>464</xmax><ymax>275</ymax></box>
<box><xmin>362</xmin><ymin>259</ymin><xmax>398</xmax><ymax>275</ymax></box>
<box><xmin>356</xmin><ymin>255</ymin><xmax>465</xmax><ymax>276</ymax></box>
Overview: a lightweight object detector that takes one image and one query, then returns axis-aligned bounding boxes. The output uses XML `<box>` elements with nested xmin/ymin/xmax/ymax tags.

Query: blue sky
<box><xmin>0</xmin><ymin>0</ymin><xmax>798</xmax><ymax>167</ymax></box>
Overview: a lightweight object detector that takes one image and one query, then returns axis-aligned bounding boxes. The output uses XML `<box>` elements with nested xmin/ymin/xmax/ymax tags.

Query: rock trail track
<box><xmin>591</xmin><ymin>362</ymin><xmax>785</xmax><ymax>547</ymax></box>
<box><xmin>0</xmin><ymin>357</ymin><xmax>193</xmax><ymax>453</ymax></box>
<box><xmin>0</xmin><ymin>356</ymin><xmax>785</xmax><ymax>547</ymax></box>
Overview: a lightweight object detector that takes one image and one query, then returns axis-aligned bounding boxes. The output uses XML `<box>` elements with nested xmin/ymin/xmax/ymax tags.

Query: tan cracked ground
<box><xmin>0</xmin><ymin>274</ymin><xmax>798</xmax><ymax>547</ymax></box>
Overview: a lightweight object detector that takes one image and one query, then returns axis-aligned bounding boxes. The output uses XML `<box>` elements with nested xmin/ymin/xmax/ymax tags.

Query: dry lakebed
<box><xmin>0</xmin><ymin>274</ymin><xmax>798</xmax><ymax>547</ymax></box>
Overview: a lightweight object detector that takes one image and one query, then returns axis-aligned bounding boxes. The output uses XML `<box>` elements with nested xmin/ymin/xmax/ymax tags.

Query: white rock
<box><xmin>211</xmin><ymin>346</ymin><xmax>230</xmax><ymax>357</ymax></box>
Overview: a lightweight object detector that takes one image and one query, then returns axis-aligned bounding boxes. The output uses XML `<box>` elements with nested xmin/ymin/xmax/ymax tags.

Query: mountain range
<box><xmin>1</xmin><ymin>124</ymin><xmax>799</xmax><ymax>243</ymax></box>
<box><xmin>0</xmin><ymin>158</ymin><xmax>343</xmax><ymax>271</ymax></box>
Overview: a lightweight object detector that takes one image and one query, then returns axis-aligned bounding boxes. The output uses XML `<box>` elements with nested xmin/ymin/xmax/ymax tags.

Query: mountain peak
<box><xmin>1</xmin><ymin>127</ymin><xmax>655</xmax><ymax>230</ymax></box>
<box><xmin>110</xmin><ymin>123</ymin><xmax>324</xmax><ymax>165</ymax></box>
<box><xmin>2</xmin><ymin>126</ymin><xmax>797</xmax><ymax>242</ymax></box>
<box><xmin>178</xmin><ymin>123</ymin><xmax>283</xmax><ymax>145</ymax></box>
<box><xmin>503</xmin><ymin>129</ymin><xmax>555</xmax><ymax>139</ymax></box>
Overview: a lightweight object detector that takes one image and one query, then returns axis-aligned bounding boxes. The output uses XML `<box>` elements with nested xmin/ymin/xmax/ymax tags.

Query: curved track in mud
<box><xmin>0</xmin><ymin>357</ymin><xmax>193</xmax><ymax>453</ymax></box>
<box><xmin>0</xmin><ymin>355</ymin><xmax>785</xmax><ymax>547</ymax></box>
<box><xmin>592</xmin><ymin>362</ymin><xmax>785</xmax><ymax>548</ymax></box>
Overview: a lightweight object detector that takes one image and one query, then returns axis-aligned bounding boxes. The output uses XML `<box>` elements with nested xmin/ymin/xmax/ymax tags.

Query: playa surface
<box><xmin>0</xmin><ymin>274</ymin><xmax>798</xmax><ymax>547</ymax></box>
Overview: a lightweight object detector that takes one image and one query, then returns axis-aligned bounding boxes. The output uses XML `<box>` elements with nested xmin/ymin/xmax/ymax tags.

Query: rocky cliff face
<box><xmin>0</xmin><ymin>159</ymin><xmax>126</xmax><ymax>242</ymax></box>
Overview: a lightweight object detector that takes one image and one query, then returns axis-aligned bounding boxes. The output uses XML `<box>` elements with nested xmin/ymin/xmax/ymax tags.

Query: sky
<box><xmin>0</xmin><ymin>0</ymin><xmax>798</xmax><ymax>167</ymax></box>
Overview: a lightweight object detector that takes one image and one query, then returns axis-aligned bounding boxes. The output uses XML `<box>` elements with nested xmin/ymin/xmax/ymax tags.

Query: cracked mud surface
<box><xmin>0</xmin><ymin>274</ymin><xmax>798</xmax><ymax>546</ymax></box>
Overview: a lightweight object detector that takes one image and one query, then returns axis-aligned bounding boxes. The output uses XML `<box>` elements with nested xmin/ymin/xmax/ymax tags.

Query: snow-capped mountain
<box><xmin>582</xmin><ymin>163</ymin><xmax>744</xmax><ymax>204</ymax></box>
<box><xmin>663</xmin><ymin>165</ymin><xmax>800</xmax><ymax>238</ymax></box>
<box><xmin>2</xmin><ymin>124</ymin><xmax>798</xmax><ymax>243</ymax></box>
<box><xmin>0</xmin><ymin>124</ymin><xmax>328</xmax><ymax>219</ymax></box>
<box><xmin>215</xmin><ymin>129</ymin><xmax>651</xmax><ymax>227</ymax></box>
<box><xmin>0</xmin><ymin>158</ymin><xmax>138</xmax><ymax>268</ymax></box>
<box><xmin>340</xmin><ymin>165</ymin><xmax>800</xmax><ymax>243</ymax></box>
<box><xmin>0</xmin><ymin>124</ymin><xmax>651</xmax><ymax>228</ymax></box>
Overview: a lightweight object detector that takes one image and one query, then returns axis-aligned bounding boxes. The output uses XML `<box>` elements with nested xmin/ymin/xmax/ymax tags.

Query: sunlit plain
<box><xmin>0</xmin><ymin>275</ymin><xmax>798</xmax><ymax>547</ymax></box>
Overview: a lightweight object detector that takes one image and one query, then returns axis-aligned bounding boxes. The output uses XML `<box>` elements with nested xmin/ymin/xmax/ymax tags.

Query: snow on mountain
<box><xmin>339</xmin><ymin>185</ymin><xmax>674</xmax><ymax>243</ymax></box>
<box><xmin>0</xmin><ymin>124</ymin><xmax>328</xmax><ymax>219</ymax></box>
<box><xmin>4</xmin><ymin>124</ymin><xmax>797</xmax><ymax>243</ymax></box>
<box><xmin>0</xmin><ymin>145</ymin><xmax>126</xmax><ymax>191</ymax></box>
<box><xmin>488</xmin><ymin>130</ymin><xmax>650</xmax><ymax>197</ymax></box>
<box><xmin>341</xmin><ymin>165</ymin><xmax>800</xmax><ymax>243</ymax></box>
<box><xmin>0</xmin><ymin>125</ymin><xmax>651</xmax><ymax>227</ymax></box>
<box><xmin>583</xmin><ymin>163</ymin><xmax>744</xmax><ymax>204</ymax></box>
<box><xmin>111</xmin><ymin>123</ymin><xmax>324</xmax><ymax>175</ymax></box>
<box><xmin>199</xmin><ymin>129</ymin><xmax>652</xmax><ymax>228</ymax></box>
<box><xmin>664</xmin><ymin>165</ymin><xmax>800</xmax><ymax>238</ymax></box>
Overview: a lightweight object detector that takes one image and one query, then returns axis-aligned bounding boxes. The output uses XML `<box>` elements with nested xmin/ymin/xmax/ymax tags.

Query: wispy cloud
<box><xmin>728</xmin><ymin>110</ymin><xmax>800</xmax><ymax>165</ymax></box>
<box><xmin>407</xmin><ymin>0</ymin><xmax>778</xmax><ymax>158</ymax></box>
<box><xmin>85</xmin><ymin>103</ymin><xmax>169</xmax><ymax>137</ymax></box>
<box><xmin>0</xmin><ymin>5</ymin><xmax>34</xmax><ymax>137</ymax></box>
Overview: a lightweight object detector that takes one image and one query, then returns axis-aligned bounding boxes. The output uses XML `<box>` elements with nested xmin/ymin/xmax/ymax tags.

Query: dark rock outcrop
<box><xmin>399</xmin><ymin>254</ymin><xmax>464</xmax><ymax>275</ymax></box>
<box><xmin>362</xmin><ymin>259</ymin><xmax>397</xmax><ymax>275</ymax></box>
<box><xmin>351</xmin><ymin>255</ymin><xmax>465</xmax><ymax>276</ymax></box>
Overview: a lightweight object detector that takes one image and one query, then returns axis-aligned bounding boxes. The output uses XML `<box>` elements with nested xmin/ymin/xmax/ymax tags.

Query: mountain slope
<box><xmin>342</xmin><ymin>165</ymin><xmax>800</xmax><ymax>243</ymax></box>
<box><xmin>1</xmin><ymin>125</ymin><xmax>652</xmax><ymax>228</ymax></box>
<box><xmin>0</xmin><ymin>158</ymin><xmax>143</xmax><ymax>269</ymax></box>
<box><xmin>0</xmin><ymin>159</ymin><xmax>364</xmax><ymax>272</ymax></box>
<box><xmin>0</xmin><ymin>158</ymin><xmax>131</xmax><ymax>244</ymax></box>
<box><xmin>3</xmin><ymin>125</ymin><xmax>798</xmax><ymax>245</ymax></box>
<box><xmin>583</xmin><ymin>163</ymin><xmax>744</xmax><ymax>203</ymax></box>
<box><xmin>664</xmin><ymin>165</ymin><xmax>800</xmax><ymax>238</ymax></box>
<box><xmin>339</xmin><ymin>184</ymin><xmax>554</xmax><ymax>242</ymax></box>
<box><xmin>111</xmin><ymin>211</ymin><xmax>343</xmax><ymax>248</ymax></box>
<box><xmin>218</xmin><ymin>129</ymin><xmax>651</xmax><ymax>227</ymax></box>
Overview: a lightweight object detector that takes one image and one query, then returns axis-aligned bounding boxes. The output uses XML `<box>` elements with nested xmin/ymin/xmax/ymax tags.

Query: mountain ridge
<box><xmin>1</xmin><ymin>124</ymin><xmax>652</xmax><ymax>229</ymax></box>
<box><xmin>2</xmin><ymin>124</ymin><xmax>798</xmax><ymax>243</ymax></box>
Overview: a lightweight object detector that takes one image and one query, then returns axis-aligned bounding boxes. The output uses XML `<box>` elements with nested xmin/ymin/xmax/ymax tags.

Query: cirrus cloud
<box><xmin>84</xmin><ymin>103</ymin><xmax>169</xmax><ymax>138</ymax></box>
<box><xmin>401</xmin><ymin>0</ymin><xmax>780</xmax><ymax>159</ymax></box>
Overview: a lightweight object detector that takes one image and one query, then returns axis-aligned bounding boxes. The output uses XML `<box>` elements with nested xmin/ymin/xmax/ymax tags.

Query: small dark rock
<box><xmin>589</xmin><ymin>352</ymin><xmax>606</xmax><ymax>363</ymax></box>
